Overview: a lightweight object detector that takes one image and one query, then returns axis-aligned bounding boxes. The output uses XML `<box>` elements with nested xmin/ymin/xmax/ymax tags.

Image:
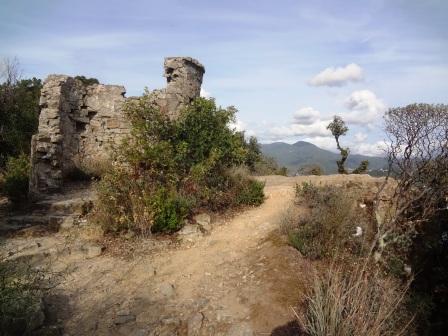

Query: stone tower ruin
<box><xmin>29</xmin><ymin>57</ymin><xmax>205</xmax><ymax>197</ymax></box>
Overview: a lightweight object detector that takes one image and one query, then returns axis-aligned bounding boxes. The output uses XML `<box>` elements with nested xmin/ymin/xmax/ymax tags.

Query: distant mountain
<box><xmin>261</xmin><ymin>141</ymin><xmax>387</xmax><ymax>175</ymax></box>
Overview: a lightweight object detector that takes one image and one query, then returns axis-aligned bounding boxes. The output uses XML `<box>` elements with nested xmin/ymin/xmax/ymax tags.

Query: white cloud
<box><xmin>293</xmin><ymin>107</ymin><xmax>320</xmax><ymax>125</ymax></box>
<box><xmin>229</xmin><ymin>119</ymin><xmax>256</xmax><ymax>137</ymax></box>
<box><xmin>265</xmin><ymin>106</ymin><xmax>331</xmax><ymax>140</ymax></box>
<box><xmin>352</xmin><ymin>141</ymin><xmax>388</xmax><ymax>156</ymax></box>
<box><xmin>308</xmin><ymin>63</ymin><xmax>363</xmax><ymax>87</ymax></box>
<box><xmin>342</xmin><ymin>90</ymin><xmax>386</xmax><ymax>125</ymax></box>
<box><xmin>229</xmin><ymin>119</ymin><xmax>246</xmax><ymax>132</ymax></box>
<box><xmin>269</xmin><ymin>119</ymin><xmax>331</xmax><ymax>139</ymax></box>
<box><xmin>200</xmin><ymin>88</ymin><xmax>210</xmax><ymax>98</ymax></box>
<box><xmin>303</xmin><ymin>136</ymin><xmax>336</xmax><ymax>151</ymax></box>
<box><xmin>354</xmin><ymin>132</ymin><xmax>368</xmax><ymax>142</ymax></box>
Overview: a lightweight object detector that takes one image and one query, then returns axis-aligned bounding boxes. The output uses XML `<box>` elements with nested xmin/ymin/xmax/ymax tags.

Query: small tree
<box><xmin>297</xmin><ymin>164</ymin><xmax>324</xmax><ymax>176</ymax></box>
<box><xmin>0</xmin><ymin>57</ymin><xmax>42</xmax><ymax>167</ymax></box>
<box><xmin>352</xmin><ymin>160</ymin><xmax>369</xmax><ymax>174</ymax></box>
<box><xmin>327</xmin><ymin>116</ymin><xmax>349</xmax><ymax>174</ymax></box>
<box><xmin>244</xmin><ymin>136</ymin><xmax>262</xmax><ymax>172</ymax></box>
<box><xmin>373</xmin><ymin>104</ymin><xmax>448</xmax><ymax>263</ymax></box>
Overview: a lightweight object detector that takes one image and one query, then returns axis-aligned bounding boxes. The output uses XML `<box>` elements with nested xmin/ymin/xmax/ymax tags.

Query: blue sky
<box><xmin>1</xmin><ymin>0</ymin><xmax>447</xmax><ymax>155</ymax></box>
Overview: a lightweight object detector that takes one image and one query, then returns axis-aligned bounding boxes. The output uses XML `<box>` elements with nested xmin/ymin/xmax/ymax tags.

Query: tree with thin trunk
<box><xmin>327</xmin><ymin>116</ymin><xmax>349</xmax><ymax>174</ymax></box>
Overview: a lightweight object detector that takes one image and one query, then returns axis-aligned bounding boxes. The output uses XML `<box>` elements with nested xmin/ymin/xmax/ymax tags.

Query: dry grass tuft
<box><xmin>296</xmin><ymin>262</ymin><xmax>413</xmax><ymax>336</ymax></box>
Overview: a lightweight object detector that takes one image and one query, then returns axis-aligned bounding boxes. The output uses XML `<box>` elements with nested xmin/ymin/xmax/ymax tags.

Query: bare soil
<box><xmin>0</xmin><ymin>174</ymin><xmax>385</xmax><ymax>336</ymax></box>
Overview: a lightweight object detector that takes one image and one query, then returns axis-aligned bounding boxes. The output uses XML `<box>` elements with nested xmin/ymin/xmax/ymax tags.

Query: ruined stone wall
<box><xmin>30</xmin><ymin>57</ymin><xmax>205</xmax><ymax>197</ymax></box>
<box><xmin>29</xmin><ymin>76</ymin><xmax>127</xmax><ymax>196</ymax></box>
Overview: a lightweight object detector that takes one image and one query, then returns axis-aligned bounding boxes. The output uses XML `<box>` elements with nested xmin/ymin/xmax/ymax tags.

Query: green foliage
<box><xmin>278</xmin><ymin>166</ymin><xmax>288</xmax><ymax>176</ymax></box>
<box><xmin>93</xmin><ymin>165</ymin><xmax>140</xmax><ymax>233</ymax></box>
<box><xmin>94</xmin><ymin>94</ymin><xmax>265</xmax><ymax>234</ymax></box>
<box><xmin>0</xmin><ymin>77</ymin><xmax>42</xmax><ymax>167</ymax></box>
<box><xmin>150</xmin><ymin>189</ymin><xmax>193</xmax><ymax>233</ymax></box>
<box><xmin>251</xmin><ymin>156</ymin><xmax>288</xmax><ymax>176</ymax></box>
<box><xmin>0</xmin><ymin>260</ymin><xmax>45</xmax><ymax>335</ymax></box>
<box><xmin>353</xmin><ymin>160</ymin><xmax>369</xmax><ymax>174</ymax></box>
<box><xmin>297</xmin><ymin>164</ymin><xmax>324</xmax><ymax>176</ymax></box>
<box><xmin>327</xmin><ymin>116</ymin><xmax>349</xmax><ymax>174</ymax></box>
<box><xmin>1</xmin><ymin>153</ymin><xmax>30</xmax><ymax>203</ymax></box>
<box><xmin>327</xmin><ymin>115</ymin><xmax>348</xmax><ymax>139</ymax></box>
<box><xmin>123</xmin><ymin>96</ymin><xmax>246</xmax><ymax>182</ymax></box>
<box><xmin>244</xmin><ymin>136</ymin><xmax>262</xmax><ymax>172</ymax></box>
<box><xmin>74</xmin><ymin>75</ymin><xmax>99</xmax><ymax>86</ymax></box>
<box><xmin>286</xmin><ymin>182</ymin><xmax>370</xmax><ymax>259</ymax></box>
<box><xmin>235</xmin><ymin>179</ymin><xmax>265</xmax><ymax>206</ymax></box>
<box><xmin>295</xmin><ymin>181</ymin><xmax>319</xmax><ymax>200</ymax></box>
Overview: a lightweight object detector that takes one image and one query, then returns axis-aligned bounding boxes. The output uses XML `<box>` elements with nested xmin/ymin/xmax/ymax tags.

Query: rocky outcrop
<box><xmin>30</xmin><ymin>57</ymin><xmax>205</xmax><ymax>197</ymax></box>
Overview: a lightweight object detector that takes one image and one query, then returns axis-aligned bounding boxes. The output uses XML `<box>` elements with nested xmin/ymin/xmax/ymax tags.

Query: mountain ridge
<box><xmin>261</xmin><ymin>141</ymin><xmax>387</xmax><ymax>174</ymax></box>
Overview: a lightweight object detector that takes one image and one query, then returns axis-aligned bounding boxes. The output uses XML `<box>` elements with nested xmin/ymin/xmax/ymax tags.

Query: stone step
<box><xmin>1</xmin><ymin>183</ymin><xmax>95</xmax><ymax>234</ymax></box>
<box><xmin>35</xmin><ymin>197</ymin><xmax>93</xmax><ymax>216</ymax></box>
<box><xmin>3</xmin><ymin>214</ymin><xmax>68</xmax><ymax>232</ymax></box>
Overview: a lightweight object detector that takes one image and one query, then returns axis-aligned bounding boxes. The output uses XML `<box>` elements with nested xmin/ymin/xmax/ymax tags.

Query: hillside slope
<box><xmin>261</xmin><ymin>141</ymin><xmax>386</xmax><ymax>174</ymax></box>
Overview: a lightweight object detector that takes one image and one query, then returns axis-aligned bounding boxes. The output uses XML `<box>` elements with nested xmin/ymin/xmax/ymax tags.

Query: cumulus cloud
<box><xmin>342</xmin><ymin>90</ymin><xmax>386</xmax><ymax>125</ymax></box>
<box><xmin>308</xmin><ymin>63</ymin><xmax>363</xmax><ymax>87</ymax></box>
<box><xmin>352</xmin><ymin>141</ymin><xmax>388</xmax><ymax>156</ymax></box>
<box><xmin>293</xmin><ymin>107</ymin><xmax>321</xmax><ymax>125</ymax></box>
<box><xmin>228</xmin><ymin>119</ymin><xmax>256</xmax><ymax>137</ymax></box>
<box><xmin>354</xmin><ymin>132</ymin><xmax>368</xmax><ymax>142</ymax></box>
<box><xmin>265</xmin><ymin>106</ymin><xmax>331</xmax><ymax>140</ymax></box>
<box><xmin>302</xmin><ymin>136</ymin><xmax>336</xmax><ymax>151</ymax></box>
<box><xmin>200</xmin><ymin>88</ymin><xmax>210</xmax><ymax>98</ymax></box>
<box><xmin>269</xmin><ymin>120</ymin><xmax>331</xmax><ymax>139</ymax></box>
<box><xmin>229</xmin><ymin>119</ymin><xmax>246</xmax><ymax>132</ymax></box>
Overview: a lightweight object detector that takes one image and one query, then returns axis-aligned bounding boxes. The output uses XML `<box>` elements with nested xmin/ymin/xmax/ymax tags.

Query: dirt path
<box><xmin>1</xmin><ymin>175</ymin><xmax>383</xmax><ymax>335</ymax></box>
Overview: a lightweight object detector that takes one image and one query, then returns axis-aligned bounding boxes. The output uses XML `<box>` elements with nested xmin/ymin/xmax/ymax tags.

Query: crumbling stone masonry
<box><xmin>30</xmin><ymin>57</ymin><xmax>205</xmax><ymax>197</ymax></box>
<box><xmin>157</xmin><ymin>57</ymin><xmax>205</xmax><ymax>120</ymax></box>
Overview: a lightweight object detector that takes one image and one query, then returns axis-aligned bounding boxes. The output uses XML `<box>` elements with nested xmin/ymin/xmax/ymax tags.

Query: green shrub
<box><xmin>0</xmin><ymin>72</ymin><xmax>42</xmax><ymax>168</ymax></box>
<box><xmin>74</xmin><ymin>75</ymin><xmax>99</xmax><ymax>86</ymax></box>
<box><xmin>352</xmin><ymin>160</ymin><xmax>369</xmax><ymax>174</ymax></box>
<box><xmin>295</xmin><ymin>181</ymin><xmax>319</xmax><ymax>202</ymax></box>
<box><xmin>150</xmin><ymin>189</ymin><xmax>193</xmax><ymax>233</ymax></box>
<box><xmin>286</xmin><ymin>182</ymin><xmax>371</xmax><ymax>259</ymax></box>
<box><xmin>1</xmin><ymin>153</ymin><xmax>30</xmax><ymax>203</ymax></box>
<box><xmin>251</xmin><ymin>156</ymin><xmax>288</xmax><ymax>176</ymax></box>
<box><xmin>92</xmin><ymin>165</ymin><xmax>142</xmax><ymax>234</ymax></box>
<box><xmin>93</xmin><ymin>94</ymin><xmax>265</xmax><ymax>234</ymax></box>
<box><xmin>236</xmin><ymin>179</ymin><xmax>265</xmax><ymax>206</ymax></box>
<box><xmin>297</xmin><ymin>164</ymin><xmax>324</xmax><ymax>176</ymax></box>
<box><xmin>0</xmin><ymin>260</ymin><xmax>45</xmax><ymax>335</ymax></box>
<box><xmin>244</xmin><ymin>136</ymin><xmax>262</xmax><ymax>172</ymax></box>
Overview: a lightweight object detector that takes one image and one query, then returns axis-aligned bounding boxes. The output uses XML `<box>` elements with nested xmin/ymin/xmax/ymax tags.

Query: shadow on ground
<box><xmin>271</xmin><ymin>320</ymin><xmax>305</xmax><ymax>335</ymax></box>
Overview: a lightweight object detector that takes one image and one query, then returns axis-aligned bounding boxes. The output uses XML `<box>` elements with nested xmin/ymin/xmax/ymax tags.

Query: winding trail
<box><xmin>1</xmin><ymin>175</ymin><xmax>383</xmax><ymax>335</ymax></box>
